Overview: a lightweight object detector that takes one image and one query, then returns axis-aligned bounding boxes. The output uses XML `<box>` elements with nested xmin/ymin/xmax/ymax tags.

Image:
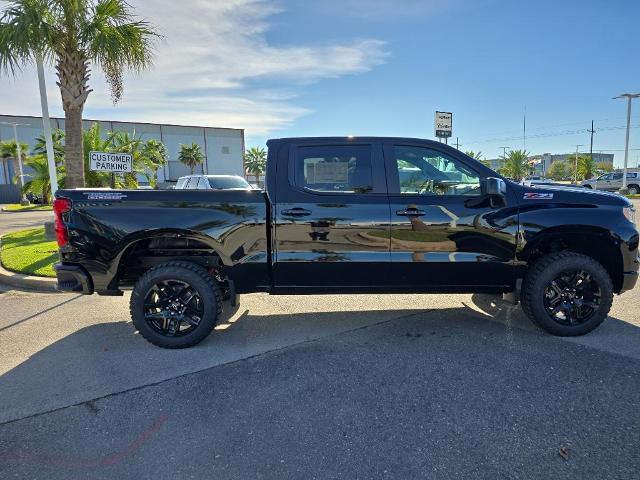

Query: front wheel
<box><xmin>130</xmin><ymin>261</ymin><xmax>222</xmax><ymax>348</ymax></box>
<box><xmin>521</xmin><ymin>252</ymin><xmax>613</xmax><ymax>336</ymax></box>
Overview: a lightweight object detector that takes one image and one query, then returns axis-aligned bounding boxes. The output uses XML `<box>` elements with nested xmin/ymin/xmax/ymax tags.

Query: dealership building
<box><xmin>0</xmin><ymin>114</ymin><xmax>245</xmax><ymax>188</ymax></box>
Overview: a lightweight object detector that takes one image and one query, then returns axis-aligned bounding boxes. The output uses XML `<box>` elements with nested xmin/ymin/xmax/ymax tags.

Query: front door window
<box><xmin>394</xmin><ymin>146</ymin><xmax>481</xmax><ymax>196</ymax></box>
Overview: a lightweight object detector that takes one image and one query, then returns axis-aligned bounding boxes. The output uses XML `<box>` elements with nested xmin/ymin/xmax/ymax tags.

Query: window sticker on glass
<box><xmin>307</xmin><ymin>162</ymin><xmax>349</xmax><ymax>184</ymax></box>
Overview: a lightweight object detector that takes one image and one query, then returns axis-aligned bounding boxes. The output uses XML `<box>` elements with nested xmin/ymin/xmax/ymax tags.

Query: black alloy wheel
<box><xmin>543</xmin><ymin>269</ymin><xmax>601</xmax><ymax>326</ymax></box>
<box><xmin>144</xmin><ymin>279</ymin><xmax>204</xmax><ymax>337</ymax></box>
<box><xmin>521</xmin><ymin>251</ymin><xmax>613</xmax><ymax>336</ymax></box>
<box><xmin>130</xmin><ymin>261</ymin><xmax>222</xmax><ymax>348</ymax></box>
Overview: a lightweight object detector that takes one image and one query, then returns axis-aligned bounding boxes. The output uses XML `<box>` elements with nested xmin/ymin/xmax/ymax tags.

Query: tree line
<box><xmin>465</xmin><ymin>150</ymin><xmax>613</xmax><ymax>182</ymax></box>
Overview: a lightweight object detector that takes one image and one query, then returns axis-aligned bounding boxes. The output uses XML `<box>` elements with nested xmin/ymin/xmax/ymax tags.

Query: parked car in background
<box><xmin>521</xmin><ymin>175</ymin><xmax>549</xmax><ymax>187</ymax></box>
<box><xmin>582</xmin><ymin>172</ymin><xmax>640</xmax><ymax>193</ymax></box>
<box><xmin>175</xmin><ymin>175</ymin><xmax>253</xmax><ymax>191</ymax></box>
<box><xmin>25</xmin><ymin>192</ymin><xmax>43</xmax><ymax>204</ymax></box>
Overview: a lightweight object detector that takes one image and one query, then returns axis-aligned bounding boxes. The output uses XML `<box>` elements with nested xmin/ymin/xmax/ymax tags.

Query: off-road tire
<box><xmin>130</xmin><ymin>261</ymin><xmax>222</xmax><ymax>348</ymax></box>
<box><xmin>521</xmin><ymin>252</ymin><xmax>613</xmax><ymax>336</ymax></box>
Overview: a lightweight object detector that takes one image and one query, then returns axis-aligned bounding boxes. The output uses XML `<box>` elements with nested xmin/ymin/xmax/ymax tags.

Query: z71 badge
<box><xmin>523</xmin><ymin>192</ymin><xmax>553</xmax><ymax>199</ymax></box>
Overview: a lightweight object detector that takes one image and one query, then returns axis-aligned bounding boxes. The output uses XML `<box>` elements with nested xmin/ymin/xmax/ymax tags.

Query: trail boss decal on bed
<box><xmin>84</xmin><ymin>192</ymin><xmax>128</xmax><ymax>201</ymax></box>
<box><xmin>523</xmin><ymin>192</ymin><xmax>554</xmax><ymax>199</ymax></box>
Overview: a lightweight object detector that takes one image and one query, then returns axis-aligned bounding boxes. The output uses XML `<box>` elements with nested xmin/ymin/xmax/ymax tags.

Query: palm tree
<box><xmin>141</xmin><ymin>139</ymin><xmax>168</xmax><ymax>186</ymax></box>
<box><xmin>178</xmin><ymin>143</ymin><xmax>204</xmax><ymax>174</ymax></box>
<box><xmin>576</xmin><ymin>155</ymin><xmax>596</xmax><ymax>181</ymax></box>
<box><xmin>0</xmin><ymin>139</ymin><xmax>28</xmax><ymax>162</ymax></box>
<box><xmin>0</xmin><ymin>139</ymin><xmax>28</xmax><ymax>186</ymax></box>
<box><xmin>0</xmin><ymin>0</ymin><xmax>158</xmax><ymax>189</ymax></box>
<box><xmin>112</xmin><ymin>130</ymin><xmax>142</xmax><ymax>188</ymax></box>
<box><xmin>22</xmin><ymin>154</ymin><xmax>64</xmax><ymax>204</ymax></box>
<box><xmin>499</xmin><ymin>149</ymin><xmax>530</xmax><ymax>181</ymax></box>
<box><xmin>34</xmin><ymin>128</ymin><xmax>65</xmax><ymax>166</ymax></box>
<box><xmin>244</xmin><ymin>146</ymin><xmax>267</xmax><ymax>180</ymax></box>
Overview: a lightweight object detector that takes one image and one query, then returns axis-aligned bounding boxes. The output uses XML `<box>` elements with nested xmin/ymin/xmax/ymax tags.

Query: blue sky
<box><xmin>1</xmin><ymin>0</ymin><xmax>639</xmax><ymax>165</ymax></box>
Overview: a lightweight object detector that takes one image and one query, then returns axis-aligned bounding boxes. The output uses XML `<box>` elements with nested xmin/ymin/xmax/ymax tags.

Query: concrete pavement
<box><xmin>0</xmin><ymin>207</ymin><xmax>53</xmax><ymax>236</ymax></box>
<box><xmin>0</xmin><ymin>284</ymin><xmax>639</xmax><ymax>478</ymax></box>
<box><xmin>0</xmin><ymin>288</ymin><xmax>638</xmax><ymax>479</ymax></box>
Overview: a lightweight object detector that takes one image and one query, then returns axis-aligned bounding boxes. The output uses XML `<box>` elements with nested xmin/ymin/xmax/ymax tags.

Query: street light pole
<box><xmin>613</xmin><ymin>93</ymin><xmax>640</xmax><ymax>193</ymax></box>
<box><xmin>0</xmin><ymin>121</ymin><xmax>29</xmax><ymax>204</ymax></box>
<box><xmin>36</xmin><ymin>54</ymin><xmax>59</xmax><ymax>197</ymax></box>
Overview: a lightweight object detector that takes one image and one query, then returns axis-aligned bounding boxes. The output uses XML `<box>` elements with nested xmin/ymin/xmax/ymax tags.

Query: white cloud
<box><xmin>0</xmin><ymin>0</ymin><xmax>387</xmax><ymax>136</ymax></box>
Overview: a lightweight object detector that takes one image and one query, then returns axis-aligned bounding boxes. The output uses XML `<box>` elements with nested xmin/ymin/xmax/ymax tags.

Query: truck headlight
<box><xmin>623</xmin><ymin>205</ymin><xmax>636</xmax><ymax>224</ymax></box>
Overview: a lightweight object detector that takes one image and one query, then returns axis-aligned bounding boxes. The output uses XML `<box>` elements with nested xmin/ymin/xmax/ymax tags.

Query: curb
<box><xmin>0</xmin><ymin>263</ymin><xmax>59</xmax><ymax>293</ymax></box>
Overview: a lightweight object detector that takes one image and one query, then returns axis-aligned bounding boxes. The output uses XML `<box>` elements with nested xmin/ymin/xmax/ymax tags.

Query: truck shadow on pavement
<box><xmin>1</xmin><ymin>295</ymin><xmax>639</xmax><ymax>424</ymax></box>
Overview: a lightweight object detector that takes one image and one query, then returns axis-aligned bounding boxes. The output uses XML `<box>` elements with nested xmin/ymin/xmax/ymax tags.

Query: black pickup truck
<box><xmin>53</xmin><ymin>137</ymin><xmax>639</xmax><ymax>348</ymax></box>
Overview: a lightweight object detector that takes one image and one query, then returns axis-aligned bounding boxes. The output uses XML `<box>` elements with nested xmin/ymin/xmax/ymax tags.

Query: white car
<box><xmin>175</xmin><ymin>175</ymin><xmax>254</xmax><ymax>191</ymax></box>
<box><xmin>521</xmin><ymin>176</ymin><xmax>549</xmax><ymax>187</ymax></box>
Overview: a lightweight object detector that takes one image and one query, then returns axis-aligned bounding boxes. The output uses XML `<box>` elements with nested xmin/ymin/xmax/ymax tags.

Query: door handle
<box><xmin>396</xmin><ymin>208</ymin><xmax>426</xmax><ymax>217</ymax></box>
<box><xmin>282</xmin><ymin>208</ymin><xmax>312</xmax><ymax>217</ymax></box>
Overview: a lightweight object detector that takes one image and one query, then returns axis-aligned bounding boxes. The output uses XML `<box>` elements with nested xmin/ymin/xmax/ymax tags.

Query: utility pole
<box><xmin>613</xmin><ymin>93</ymin><xmax>640</xmax><ymax>193</ymax></box>
<box><xmin>574</xmin><ymin>144</ymin><xmax>583</xmax><ymax>184</ymax></box>
<box><xmin>588</xmin><ymin>120</ymin><xmax>595</xmax><ymax>164</ymax></box>
<box><xmin>453</xmin><ymin>137</ymin><xmax>461</xmax><ymax>150</ymax></box>
<box><xmin>0</xmin><ymin>121</ymin><xmax>30</xmax><ymax>205</ymax></box>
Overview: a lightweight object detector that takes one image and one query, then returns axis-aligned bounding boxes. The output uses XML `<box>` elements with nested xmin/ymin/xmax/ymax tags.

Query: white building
<box><xmin>0</xmin><ymin>114</ymin><xmax>245</xmax><ymax>187</ymax></box>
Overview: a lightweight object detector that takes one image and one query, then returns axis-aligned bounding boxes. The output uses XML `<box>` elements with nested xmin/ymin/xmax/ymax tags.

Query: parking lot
<box><xmin>0</xmin><ymin>201</ymin><xmax>639</xmax><ymax>479</ymax></box>
<box><xmin>1</xmin><ymin>287</ymin><xmax>639</xmax><ymax>478</ymax></box>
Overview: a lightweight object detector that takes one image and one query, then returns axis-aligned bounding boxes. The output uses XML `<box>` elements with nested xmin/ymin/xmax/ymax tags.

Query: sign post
<box><xmin>434</xmin><ymin>111</ymin><xmax>453</xmax><ymax>143</ymax></box>
<box><xmin>89</xmin><ymin>151</ymin><xmax>133</xmax><ymax>188</ymax></box>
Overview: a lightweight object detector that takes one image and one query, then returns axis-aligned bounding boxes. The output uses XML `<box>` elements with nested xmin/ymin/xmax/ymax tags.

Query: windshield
<box><xmin>207</xmin><ymin>176</ymin><xmax>250</xmax><ymax>189</ymax></box>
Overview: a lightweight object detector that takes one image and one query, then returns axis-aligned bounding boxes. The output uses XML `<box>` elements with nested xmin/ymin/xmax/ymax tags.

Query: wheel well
<box><xmin>113</xmin><ymin>235</ymin><xmax>226</xmax><ymax>289</ymax></box>
<box><xmin>522</xmin><ymin>231</ymin><xmax>624</xmax><ymax>292</ymax></box>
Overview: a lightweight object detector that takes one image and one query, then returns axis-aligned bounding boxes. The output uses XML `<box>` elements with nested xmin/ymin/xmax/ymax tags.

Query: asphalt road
<box><xmin>0</xmin><ymin>207</ymin><xmax>53</xmax><ymax>235</ymax></box>
<box><xmin>0</xmin><ymin>286</ymin><xmax>639</xmax><ymax>479</ymax></box>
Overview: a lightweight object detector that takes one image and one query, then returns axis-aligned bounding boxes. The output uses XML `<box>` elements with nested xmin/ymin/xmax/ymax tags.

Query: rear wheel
<box><xmin>521</xmin><ymin>252</ymin><xmax>613</xmax><ymax>336</ymax></box>
<box><xmin>130</xmin><ymin>261</ymin><xmax>222</xmax><ymax>348</ymax></box>
<box><xmin>627</xmin><ymin>184</ymin><xmax>639</xmax><ymax>195</ymax></box>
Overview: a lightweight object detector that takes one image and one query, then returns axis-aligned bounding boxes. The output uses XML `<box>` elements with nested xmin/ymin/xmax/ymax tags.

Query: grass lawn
<box><xmin>2</xmin><ymin>204</ymin><xmax>52</xmax><ymax>212</ymax></box>
<box><xmin>0</xmin><ymin>227</ymin><xmax>57</xmax><ymax>277</ymax></box>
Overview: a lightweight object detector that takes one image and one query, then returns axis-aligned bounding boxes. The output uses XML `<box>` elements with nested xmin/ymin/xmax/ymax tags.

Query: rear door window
<box><xmin>293</xmin><ymin>145</ymin><xmax>374</xmax><ymax>194</ymax></box>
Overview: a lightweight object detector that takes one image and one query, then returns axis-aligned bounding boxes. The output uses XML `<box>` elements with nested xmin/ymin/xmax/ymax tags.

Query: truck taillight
<box><xmin>53</xmin><ymin>198</ymin><xmax>71</xmax><ymax>247</ymax></box>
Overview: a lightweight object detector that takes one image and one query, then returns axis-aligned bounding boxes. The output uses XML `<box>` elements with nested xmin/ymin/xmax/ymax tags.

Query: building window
<box><xmin>221</xmin><ymin>146</ymin><xmax>230</xmax><ymax>154</ymax></box>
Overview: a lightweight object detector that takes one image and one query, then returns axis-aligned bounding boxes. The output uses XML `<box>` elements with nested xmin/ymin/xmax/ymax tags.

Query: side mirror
<box><xmin>482</xmin><ymin>177</ymin><xmax>507</xmax><ymax>198</ymax></box>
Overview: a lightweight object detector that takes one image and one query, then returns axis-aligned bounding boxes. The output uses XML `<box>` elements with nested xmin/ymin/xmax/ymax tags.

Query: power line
<box><xmin>465</xmin><ymin>123</ymin><xmax>640</xmax><ymax>145</ymax></box>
